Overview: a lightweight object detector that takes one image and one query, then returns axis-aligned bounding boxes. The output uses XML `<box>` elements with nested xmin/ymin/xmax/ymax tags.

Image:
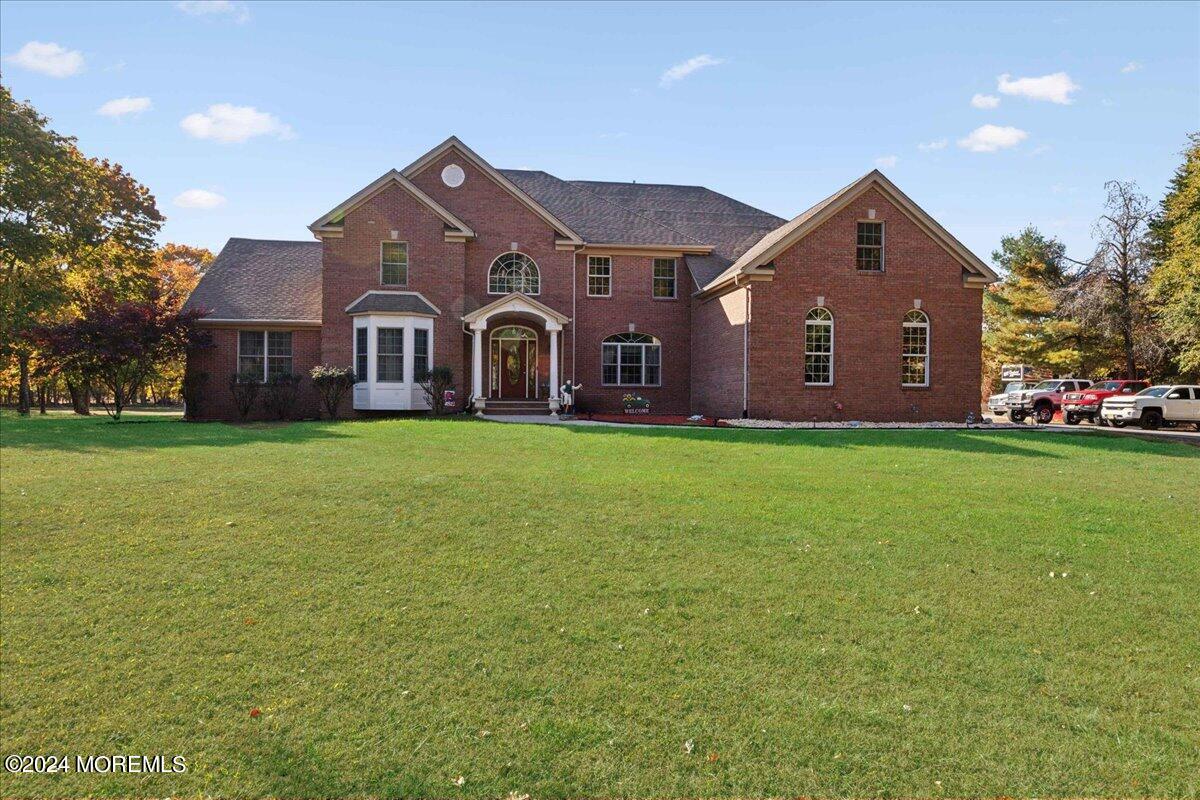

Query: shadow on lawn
<box><xmin>0</xmin><ymin>412</ymin><xmax>353</xmax><ymax>453</ymax></box>
<box><xmin>558</xmin><ymin>421</ymin><xmax>1200</xmax><ymax>460</ymax></box>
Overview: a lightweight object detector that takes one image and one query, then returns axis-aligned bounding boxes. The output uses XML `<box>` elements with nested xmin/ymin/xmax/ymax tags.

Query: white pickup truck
<box><xmin>1100</xmin><ymin>385</ymin><xmax>1200</xmax><ymax>430</ymax></box>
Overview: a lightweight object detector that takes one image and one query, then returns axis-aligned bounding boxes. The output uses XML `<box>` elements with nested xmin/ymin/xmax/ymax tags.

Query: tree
<box><xmin>310</xmin><ymin>365</ymin><xmax>356</xmax><ymax>419</ymax></box>
<box><xmin>1068</xmin><ymin>181</ymin><xmax>1156</xmax><ymax>378</ymax></box>
<box><xmin>983</xmin><ymin>227</ymin><xmax>1087</xmax><ymax>376</ymax></box>
<box><xmin>142</xmin><ymin>244</ymin><xmax>212</xmax><ymax>403</ymax></box>
<box><xmin>1</xmin><ymin>84</ymin><xmax>164</xmax><ymax>414</ymax></box>
<box><xmin>38</xmin><ymin>291</ymin><xmax>206</xmax><ymax>420</ymax></box>
<box><xmin>416</xmin><ymin>366</ymin><xmax>455</xmax><ymax>415</ymax></box>
<box><xmin>1146</xmin><ymin>134</ymin><xmax>1200</xmax><ymax>379</ymax></box>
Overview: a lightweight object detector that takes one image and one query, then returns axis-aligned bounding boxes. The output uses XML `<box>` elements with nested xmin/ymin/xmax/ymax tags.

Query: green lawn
<box><xmin>2</xmin><ymin>412</ymin><xmax>1198</xmax><ymax>798</ymax></box>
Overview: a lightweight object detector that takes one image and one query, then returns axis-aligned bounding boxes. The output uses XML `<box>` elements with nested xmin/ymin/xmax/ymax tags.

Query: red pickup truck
<box><xmin>1061</xmin><ymin>380</ymin><xmax>1149</xmax><ymax>425</ymax></box>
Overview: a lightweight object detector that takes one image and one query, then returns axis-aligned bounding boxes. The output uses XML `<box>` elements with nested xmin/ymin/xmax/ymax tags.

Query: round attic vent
<box><xmin>441</xmin><ymin>164</ymin><xmax>465</xmax><ymax>188</ymax></box>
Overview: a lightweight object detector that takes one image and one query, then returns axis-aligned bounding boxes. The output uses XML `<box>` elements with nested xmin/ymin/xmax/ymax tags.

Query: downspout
<box><xmin>571</xmin><ymin>247</ymin><xmax>579</xmax><ymax>386</ymax></box>
<box><xmin>741</xmin><ymin>277</ymin><xmax>751</xmax><ymax>418</ymax></box>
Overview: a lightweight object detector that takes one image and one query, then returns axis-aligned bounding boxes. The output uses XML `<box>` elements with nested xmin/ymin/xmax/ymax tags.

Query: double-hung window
<box><xmin>587</xmin><ymin>256</ymin><xmax>612</xmax><ymax>297</ymax></box>
<box><xmin>412</xmin><ymin>328</ymin><xmax>429</xmax><ymax>378</ymax></box>
<box><xmin>652</xmin><ymin>258</ymin><xmax>677</xmax><ymax>299</ymax></box>
<box><xmin>856</xmin><ymin>222</ymin><xmax>883</xmax><ymax>271</ymax></box>
<box><xmin>381</xmin><ymin>241</ymin><xmax>409</xmax><ymax>286</ymax></box>
<box><xmin>602</xmin><ymin>333</ymin><xmax>661</xmax><ymax>386</ymax></box>
<box><xmin>238</xmin><ymin>331</ymin><xmax>293</xmax><ymax>381</ymax></box>
<box><xmin>355</xmin><ymin>327</ymin><xmax>368</xmax><ymax>382</ymax></box>
<box><xmin>376</xmin><ymin>328</ymin><xmax>404</xmax><ymax>382</ymax></box>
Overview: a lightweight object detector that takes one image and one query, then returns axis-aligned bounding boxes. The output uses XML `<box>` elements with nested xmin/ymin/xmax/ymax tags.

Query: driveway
<box><xmin>984</xmin><ymin>412</ymin><xmax>1200</xmax><ymax>446</ymax></box>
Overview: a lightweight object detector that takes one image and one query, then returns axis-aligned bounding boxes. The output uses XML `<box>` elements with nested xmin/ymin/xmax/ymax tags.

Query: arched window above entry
<box><xmin>902</xmin><ymin>309</ymin><xmax>930</xmax><ymax>387</ymax></box>
<box><xmin>804</xmin><ymin>307</ymin><xmax>833</xmax><ymax>386</ymax></box>
<box><xmin>488</xmin><ymin>252</ymin><xmax>540</xmax><ymax>295</ymax></box>
<box><xmin>602</xmin><ymin>332</ymin><xmax>661</xmax><ymax>386</ymax></box>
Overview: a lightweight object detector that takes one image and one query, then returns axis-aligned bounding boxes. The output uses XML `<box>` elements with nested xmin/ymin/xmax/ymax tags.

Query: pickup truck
<box><xmin>1100</xmin><ymin>385</ymin><xmax>1200</xmax><ymax>430</ymax></box>
<box><xmin>1007</xmin><ymin>378</ymin><xmax>1092</xmax><ymax>424</ymax></box>
<box><xmin>1061</xmin><ymin>380</ymin><xmax>1148</xmax><ymax>425</ymax></box>
<box><xmin>988</xmin><ymin>381</ymin><xmax>1037</xmax><ymax>417</ymax></box>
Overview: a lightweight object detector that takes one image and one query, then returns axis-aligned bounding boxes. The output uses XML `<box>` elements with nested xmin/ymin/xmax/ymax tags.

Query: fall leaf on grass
<box><xmin>452</xmin><ymin>775</ymin><xmax>465</xmax><ymax>787</ymax></box>
<box><xmin>249</xmin><ymin>707</ymin><xmax>261</xmax><ymax>718</ymax></box>
<box><xmin>683</xmin><ymin>739</ymin><xmax>695</xmax><ymax>754</ymax></box>
<box><xmin>707</xmin><ymin>751</ymin><xmax>718</xmax><ymax>763</ymax></box>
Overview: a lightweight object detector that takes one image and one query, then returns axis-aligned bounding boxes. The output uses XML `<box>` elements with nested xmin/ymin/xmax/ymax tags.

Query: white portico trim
<box><xmin>462</xmin><ymin>292</ymin><xmax>570</xmax><ymax>414</ymax></box>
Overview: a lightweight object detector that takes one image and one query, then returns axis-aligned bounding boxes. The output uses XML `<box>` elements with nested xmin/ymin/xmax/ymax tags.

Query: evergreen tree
<box><xmin>984</xmin><ymin>226</ymin><xmax>1088</xmax><ymax>375</ymax></box>
<box><xmin>1146</xmin><ymin>133</ymin><xmax>1200</xmax><ymax>379</ymax></box>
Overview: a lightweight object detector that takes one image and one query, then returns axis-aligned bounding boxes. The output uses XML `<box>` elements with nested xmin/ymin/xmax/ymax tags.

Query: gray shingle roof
<box><xmin>346</xmin><ymin>291</ymin><xmax>439</xmax><ymax>316</ymax></box>
<box><xmin>186</xmin><ymin>172</ymin><xmax>789</xmax><ymax>319</ymax></box>
<box><xmin>499</xmin><ymin>170</ymin><xmax>704</xmax><ymax>248</ymax></box>
<box><xmin>566</xmin><ymin>181</ymin><xmax>786</xmax><ymax>287</ymax></box>
<box><xmin>184</xmin><ymin>238</ymin><xmax>322</xmax><ymax>322</ymax></box>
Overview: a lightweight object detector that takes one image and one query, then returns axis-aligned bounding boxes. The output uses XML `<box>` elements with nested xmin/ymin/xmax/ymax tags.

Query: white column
<box><xmin>549</xmin><ymin>328</ymin><xmax>560</xmax><ymax>413</ymax></box>
<box><xmin>472</xmin><ymin>328</ymin><xmax>483</xmax><ymax>405</ymax></box>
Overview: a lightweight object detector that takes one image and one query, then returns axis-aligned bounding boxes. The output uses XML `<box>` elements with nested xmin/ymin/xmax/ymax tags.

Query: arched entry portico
<box><xmin>462</xmin><ymin>292</ymin><xmax>571</xmax><ymax>414</ymax></box>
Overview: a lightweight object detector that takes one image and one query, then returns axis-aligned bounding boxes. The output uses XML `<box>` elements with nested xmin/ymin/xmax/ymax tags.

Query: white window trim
<box><xmin>902</xmin><ymin>310</ymin><xmax>930</xmax><ymax>388</ymax></box>
<box><xmin>652</xmin><ymin>257</ymin><xmax>678</xmax><ymax>300</ymax></box>
<box><xmin>236</xmin><ymin>330</ymin><xmax>292</xmax><ymax>382</ymax></box>
<box><xmin>587</xmin><ymin>255</ymin><xmax>612</xmax><ymax>297</ymax></box>
<box><xmin>601</xmin><ymin>335</ymin><xmax>662</xmax><ymax>387</ymax></box>
<box><xmin>353</xmin><ymin>315</ymin><xmax>434</xmax><ymax>387</ymax></box>
<box><xmin>380</xmin><ymin>240</ymin><xmax>410</xmax><ymax>287</ymax></box>
<box><xmin>856</xmin><ymin>220</ymin><xmax>885</xmax><ymax>272</ymax></box>
<box><xmin>804</xmin><ymin>308</ymin><xmax>834</xmax><ymax>386</ymax></box>
<box><xmin>488</xmin><ymin>251</ymin><xmax>541</xmax><ymax>296</ymax></box>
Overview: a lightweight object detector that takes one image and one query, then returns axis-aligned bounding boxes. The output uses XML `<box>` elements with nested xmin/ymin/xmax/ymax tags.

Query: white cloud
<box><xmin>174</xmin><ymin>189</ymin><xmax>226</xmax><ymax>209</ymax></box>
<box><xmin>997</xmin><ymin>72</ymin><xmax>1079</xmax><ymax>104</ymax></box>
<box><xmin>4</xmin><ymin>41</ymin><xmax>84</xmax><ymax>77</ymax></box>
<box><xmin>971</xmin><ymin>93</ymin><xmax>1000</xmax><ymax>110</ymax></box>
<box><xmin>957</xmin><ymin>124</ymin><xmax>1028</xmax><ymax>153</ymax></box>
<box><xmin>180</xmin><ymin>104</ymin><xmax>295</xmax><ymax>143</ymax></box>
<box><xmin>875</xmin><ymin>155</ymin><xmax>898</xmax><ymax>168</ymax></box>
<box><xmin>659</xmin><ymin>54</ymin><xmax>725</xmax><ymax>88</ymax></box>
<box><xmin>1120</xmin><ymin>61</ymin><xmax>1142</xmax><ymax>74</ymax></box>
<box><xmin>917</xmin><ymin>139</ymin><xmax>948</xmax><ymax>152</ymax></box>
<box><xmin>97</xmin><ymin>96</ymin><xmax>152</xmax><ymax>118</ymax></box>
<box><xmin>175</xmin><ymin>0</ymin><xmax>249</xmax><ymax>22</ymax></box>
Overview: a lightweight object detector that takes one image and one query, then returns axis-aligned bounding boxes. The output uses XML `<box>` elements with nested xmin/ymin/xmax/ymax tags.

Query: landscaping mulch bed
<box><xmin>581</xmin><ymin>412</ymin><xmax>730</xmax><ymax>427</ymax></box>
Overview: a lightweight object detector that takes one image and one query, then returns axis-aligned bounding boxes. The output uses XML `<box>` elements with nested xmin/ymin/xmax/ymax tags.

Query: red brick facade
<box><xmin>186</xmin><ymin>144</ymin><xmax>987</xmax><ymax>422</ymax></box>
<box><xmin>742</xmin><ymin>187</ymin><xmax>983</xmax><ymax>422</ymax></box>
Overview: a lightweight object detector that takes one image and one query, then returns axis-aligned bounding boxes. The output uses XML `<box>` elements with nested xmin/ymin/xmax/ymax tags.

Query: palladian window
<box><xmin>488</xmin><ymin>252</ymin><xmax>540</xmax><ymax>295</ymax></box>
<box><xmin>602</xmin><ymin>332</ymin><xmax>661</xmax><ymax>386</ymax></box>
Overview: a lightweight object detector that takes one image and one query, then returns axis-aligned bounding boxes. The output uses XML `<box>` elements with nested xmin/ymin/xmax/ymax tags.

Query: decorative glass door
<box><xmin>489</xmin><ymin>326</ymin><xmax>538</xmax><ymax>399</ymax></box>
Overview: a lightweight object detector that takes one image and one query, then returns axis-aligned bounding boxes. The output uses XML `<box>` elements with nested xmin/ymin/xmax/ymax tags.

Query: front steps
<box><xmin>480</xmin><ymin>399</ymin><xmax>553</xmax><ymax>416</ymax></box>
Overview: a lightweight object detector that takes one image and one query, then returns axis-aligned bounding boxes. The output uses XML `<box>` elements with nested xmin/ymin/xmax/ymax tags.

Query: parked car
<box><xmin>1100</xmin><ymin>385</ymin><xmax>1200</xmax><ymax>430</ymax></box>
<box><xmin>1007</xmin><ymin>378</ymin><xmax>1092</xmax><ymax>424</ymax></box>
<box><xmin>1061</xmin><ymin>380</ymin><xmax>1149</xmax><ymax>425</ymax></box>
<box><xmin>988</xmin><ymin>381</ymin><xmax>1037</xmax><ymax>417</ymax></box>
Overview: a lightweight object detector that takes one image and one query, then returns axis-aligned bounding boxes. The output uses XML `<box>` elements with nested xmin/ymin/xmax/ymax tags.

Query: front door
<box><xmin>489</xmin><ymin>327</ymin><xmax>538</xmax><ymax>399</ymax></box>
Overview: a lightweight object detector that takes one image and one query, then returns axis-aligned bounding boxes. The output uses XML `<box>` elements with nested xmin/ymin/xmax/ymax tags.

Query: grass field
<box><xmin>1</xmin><ymin>411</ymin><xmax>1198</xmax><ymax>797</ymax></box>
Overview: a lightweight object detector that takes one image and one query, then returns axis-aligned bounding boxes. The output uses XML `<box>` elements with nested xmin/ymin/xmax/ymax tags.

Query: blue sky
<box><xmin>2</xmin><ymin>1</ymin><xmax>1197</xmax><ymax>262</ymax></box>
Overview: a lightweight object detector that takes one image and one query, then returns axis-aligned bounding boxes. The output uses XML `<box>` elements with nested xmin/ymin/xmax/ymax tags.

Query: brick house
<box><xmin>184</xmin><ymin>136</ymin><xmax>997</xmax><ymax>422</ymax></box>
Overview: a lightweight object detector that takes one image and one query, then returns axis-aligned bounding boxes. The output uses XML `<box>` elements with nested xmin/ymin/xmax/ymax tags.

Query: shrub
<box><xmin>229</xmin><ymin>372</ymin><xmax>262</xmax><ymax>421</ymax></box>
<box><xmin>181</xmin><ymin>372</ymin><xmax>208</xmax><ymax>420</ymax></box>
<box><xmin>416</xmin><ymin>366</ymin><xmax>455</xmax><ymax>415</ymax></box>
<box><xmin>311</xmin><ymin>365</ymin><xmax>356</xmax><ymax>419</ymax></box>
<box><xmin>263</xmin><ymin>372</ymin><xmax>302</xmax><ymax>420</ymax></box>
